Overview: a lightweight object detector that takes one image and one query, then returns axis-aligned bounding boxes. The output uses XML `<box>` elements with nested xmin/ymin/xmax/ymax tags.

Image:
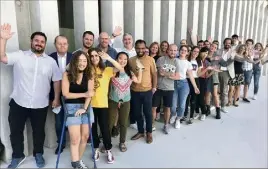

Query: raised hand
<box><xmin>113</xmin><ymin>26</ymin><xmax>122</xmax><ymax>37</ymax></box>
<box><xmin>0</xmin><ymin>23</ymin><xmax>15</xmax><ymax>40</ymax></box>
<box><xmin>98</xmin><ymin>51</ymin><xmax>110</xmax><ymax>60</ymax></box>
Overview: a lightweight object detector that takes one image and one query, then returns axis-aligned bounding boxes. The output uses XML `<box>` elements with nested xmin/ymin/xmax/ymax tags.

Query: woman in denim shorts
<box><xmin>62</xmin><ymin>50</ymin><xmax>95</xmax><ymax>169</ymax></box>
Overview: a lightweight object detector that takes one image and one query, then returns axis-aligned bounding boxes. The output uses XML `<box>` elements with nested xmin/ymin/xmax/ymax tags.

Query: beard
<box><xmin>31</xmin><ymin>46</ymin><xmax>44</xmax><ymax>54</ymax></box>
<box><xmin>137</xmin><ymin>52</ymin><xmax>144</xmax><ymax>57</ymax></box>
<box><xmin>83</xmin><ymin>42</ymin><xmax>92</xmax><ymax>49</ymax></box>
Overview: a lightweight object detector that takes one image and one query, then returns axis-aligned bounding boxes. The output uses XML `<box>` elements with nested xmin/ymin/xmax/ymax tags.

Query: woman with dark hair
<box><xmin>170</xmin><ymin>45</ymin><xmax>200</xmax><ymax>129</ymax></box>
<box><xmin>108</xmin><ymin>52</ymin><xmax>143</xmax><ymax>152</ymax></box>
<box><xmin>160</xmin><ymin>40</ymin><xmax>169</xmax><ymax>56</ymax></box>
<box><xmin>62</xmin><ymin>50</ymin><xmax>95</xmax><ymax>168</ymax></box>
<box><xmin>88</xmin><ymin>48</ymin><xmax>124</xmax><ymax>164</ymax></box>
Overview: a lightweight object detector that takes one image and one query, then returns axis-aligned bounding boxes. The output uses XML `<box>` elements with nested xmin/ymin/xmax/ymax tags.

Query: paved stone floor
<box><xmin>1</xmin><ymin>76</ymin><xmax>267</xmax><ymax>168</ymax></box>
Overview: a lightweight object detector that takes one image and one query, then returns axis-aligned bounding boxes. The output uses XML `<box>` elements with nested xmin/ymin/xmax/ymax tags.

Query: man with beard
<box><xmin>129</xmin><ymin>40</ymin><xmax>157</xmax><ymax>144</ymax></box>
<box><xmin>73</xmin><ymin>31</ymin><xmax>95</xmax><ymax>54</ymax></box>
<box><xmin>0</xmin><ymin>23</ymin><xmax>62</xmax><ymax>168</ymax></box>
<box><xmin>215</xmin><ymin>38</ymin><xmax>235</xmax><ymax>113</ymax></box>
<box><xmin>49</xmin><ymin>35</ymin><xmax>72</xmax><ymax>154</ymax></box>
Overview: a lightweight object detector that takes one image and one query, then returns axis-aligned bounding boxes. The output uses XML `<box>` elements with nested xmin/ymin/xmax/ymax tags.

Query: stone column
<box><xmin>249</xmin><ymin>1</ymin><xmax>257</xmax><ymax>39</ymax></box>
<box><xmin>240</xmin><ymin>1</ymin><xmax>248</xmax><ymax>42</ymax></box>
<box><xmin>198</xmin><ymin>0</ymin><xmax>209</xmax><ymax>40</ymax></box>
<box><xmin>245</xmin><ymin>1</ymin><xmax>253</xmax><ymax>40</ymax></box>
<box><xmin>228</xmin><ymin>0</ymin><xmax>237</xmax><ymax>36</ymax></box>
<box><xmin>144</xmin><ymin>0</ymin><xmax>161</xmax><ymax>44</ymax></box>
<box><xmin>0</xmin><ymin>0</ymin><xmax>20</xmax><ymax>162</ymax></box>
<box><xmin>73</xmin><ymin>0</ymin><xmax>99</xmax><ymax>49</ymax></box>
<box><xmin>234</xmin><ymin>0</ymin><xmax>243</xmax><ymax>36</ymax></box>
<box><xmin>221</xmin><ymin>0</ymin><xmax>231</xmax><ymax>41</ymax></box>
<box><xmin>257</xmin><ymin>2</ymin><xmax>264</xmax><ymax>42</ymax></box>
<box><xmin>160</xmin><ymin>0</ymin><xmax>176</xmax><ymax>43</ymax></box>
<box><xmin>206</xmin><ymin>1</ymin><xmax>217</xmax><ymax>40</ymax></box>
<box><xmin>187</xmin><ymin>1</ymin><xmax>199</xmax><ymax>40</ymax></box>
<box><xmin>174</xmin><ymin>1</ymin><xmax>188</xmax><ymax>45</ymax></box>
<box><xmin>124</xmin><ymin>0</ymin><xmax>144</xmax><ymax>42</ymax></box>
<box><xmin>214</xmin><ymin>0</ymin><xmax>224</xmax><ymax>46</ymax></box>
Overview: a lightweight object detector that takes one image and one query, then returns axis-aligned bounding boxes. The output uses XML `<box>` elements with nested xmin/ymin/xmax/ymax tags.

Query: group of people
<box><xmin>1</xmin><ymin>23</ymin><xmax>268</xmax><ymax>169</ymax></box>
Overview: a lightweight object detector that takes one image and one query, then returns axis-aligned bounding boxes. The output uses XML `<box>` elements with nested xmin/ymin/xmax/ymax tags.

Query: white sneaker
<box><xmin>170</xmin><ymin>116</ymin><xmax>177</xmax><ymax>124</ymax></box>
<box><xmin>80</xmin><ymin>160</ymin><xmax>89</xmax><ymax>168</ymax></box>
<box><xmin>155</xmin><ymin>113</ymin><xmax>161</xmax><ymax>121</ymax></box>
<box><xmin>200</xmin><ymin>114</ymin><xmax>206</xmax><ymax>121</ymax></box>
<box><xmin>193</xmin><ymin>113</ymin><xmax>200</xmax><ymax>120</ymax></box>
<box><xmin>221</xmin><ymin>107</ymin><xmax>228</xmax><ymax>113</ymax></box>
<box><xmin>175</xmin><ymin>119</ymin><xmax>180</xmax><ymax>129</ymax></box>
<box><xmin>130</xmin><ymin>123</ymin><xmax>138</xmax><ymax>130</ymax></box>
<box><xmin>253</xmin><ymin>95</ymin><xmax>257</xmax><ymax>100</ymax></box>
<box><xmin>107</xmin><ymin>150</ymin><xmax>114</xmax><ymax>164</ymax></box>
<box><xmin>94</xmin><ymin>148</ymin><xmax>100</xmax><ymax>161</ymax></box>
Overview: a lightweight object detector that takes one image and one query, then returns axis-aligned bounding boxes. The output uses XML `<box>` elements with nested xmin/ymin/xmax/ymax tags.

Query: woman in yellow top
<box><xmin>88</xmin><ymin>48</ymin><xmax>124</xmax><ymax>164</ymax></box>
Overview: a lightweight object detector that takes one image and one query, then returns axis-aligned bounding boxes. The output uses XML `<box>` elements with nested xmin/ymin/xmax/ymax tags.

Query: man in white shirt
<box><xmin>49</xmin><ymin>35</ymin><xmax>72</xmax><ymax>155</ymax></box>
<box><xmin>0</xmin><ymin>23</ymin><xmax>62</xmax><ymax>168</ymax></box>
<box><xmin>113</xmin><ymin>33</ymin><xmax>136</xmax><ymax>58</ymax></box>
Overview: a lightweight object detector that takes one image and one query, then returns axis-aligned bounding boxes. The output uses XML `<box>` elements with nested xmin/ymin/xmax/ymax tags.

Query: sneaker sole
<box><xmin>107</xmin><ymin>160</ymin><xmax>114</xmax><ymax>164</ymax></box>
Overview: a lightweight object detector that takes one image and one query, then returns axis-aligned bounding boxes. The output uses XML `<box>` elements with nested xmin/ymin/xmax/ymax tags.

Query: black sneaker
<box><xmin>180</xmin><ymin>116</ymin><xmax>187</xmax><ymax>123</ymax></box>
<box><xmin>111</xmin><ymin>126</ymin><xmax>118</xmax><ymax>138</ymax></box>
<box><xmin>243</xmin><ymin>98</ymin><xmax>250</xmax><ymax>103</ymax></box>
<box><xmin>216</xmin><ymin>107</ymin><xmax>221</xmax><ymax>119</ymax></box>
<box><xmin>55</xmin><ymin>144</ymin><xmax>65</xmax><ymax>154</ymax></box>
<box><xmin>71</xmin><ymin>161</ymin><xmax>84</xmax><ymax>169</ymax></box>
<box><xmin>187</xmin><ymin>118</ymin><xmax>193</xmax><ymax>125</ymax></box>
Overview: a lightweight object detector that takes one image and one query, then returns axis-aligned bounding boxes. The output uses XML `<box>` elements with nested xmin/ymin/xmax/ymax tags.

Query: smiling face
<box><xmin>167</xmin><ymin>44</ymin><xmax>178</xmax><ymax>58</ymax></box>
<box><xmin>83</xmin><ymin>33</ymin><xmax>94</xmax><ymax>49</ymax></box>
<box><xmin>123</xmin><ymin>34</ymin><xmax>133</xmax><ymax>48</ymax></box>
<box><xmin>150</xmin><ymin>44</ymin><xmax>159</xmax><ymax>55</ymax></box>
<box><xmin>117</xmin><ymin>53</ymin><xmax>128</xmax><ymax>68</ymax></box>
<box><xmin>161</xmin><ymin>42</ymin><xmax>169</xmax><ymax>53</ymax></box>
<box><xmin>135</xmin><ymin>43</ymin><xmax>146</xmax><ymax>57</ymax></box>
<box><xmin>200</xmin><ymin>51</ymin><xmax>209</xmax><ymax>60</ymax></box>
<box><xmin>99</xmin><ymin>32</ymin><xmax>110</xmax><ymax>48</ymax></box>
<box><xmin>90</xmin><ymin>50</ymin><xmax>100</xmax><ymax>66</ymax></box>
<box><xmin>210</xmin><ymin>43</ymin><xmax>218</xmax><ymax>53</ymax></box>
<box><xmin>31</xmin><ymin>35</ymin><xmax>46</xmax><ymax>54</ymax></box>
<box><xmin>77</xmin><ymin>54</ymin><xmax>88</xmax><ymax>71</ymax></box>
<box><xmin>55</xmin><ymin>36</ymin><xmax>68</xmax><ymax>54</ymax></box>
<box><xmin>179</xmin><ymin>46</ymin><xmax>189</xmax><ymax>57</ymax></box>
<box><xmin>191</xmin><ymin>48</ymin><xmax>200</xmax><ymax>60</ymax></box>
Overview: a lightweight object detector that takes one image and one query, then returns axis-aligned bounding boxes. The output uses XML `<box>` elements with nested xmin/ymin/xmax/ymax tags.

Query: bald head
<box><xmin>99</xmin><ymin>32</ymin><xmax>110</xmax><ymax>48</ymax></box>
<box><xmin>168</xmin><ymin>44</ymin><xmax>178</xmax><ymax>58</ymax></box>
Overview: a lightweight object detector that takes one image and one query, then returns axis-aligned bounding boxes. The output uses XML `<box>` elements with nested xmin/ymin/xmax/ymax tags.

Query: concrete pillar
<box><xmin>262</xmin><ymin>5</ymin><xmax>268</xmax><ymax>45</ymax></box>
<box><xmin>221</xmin><ymin>0</ymin><xmax>231</xmax><ymax>41</ymax></box>
<box><xmin>235</xmin><ymin>0</ymin><xmax>243</xmax><ymax>36</ymax></box>
<box><xmin>29</xmin><ymin>1</ymin><xmax>60</xmax><ymax>53</ymax></box>
<box><xmin>187</xmin><ymin>1</ymin><xmax>199</xmax><ymax>40</ymax></box>
<box><xmin>174</xmin><ymin>1</ymin><xmax>188</xmax><ymax>45</ymax></box>
<box><xmin>249</xmin><ymin>1</ymin><xmax>257</xmax><ymax>39</ymax></box>
<box><xmin>259</xmin><ymin>3</ymin><xmax>267</xmax><ymax>45</ymax></box>
<box><xmin>123</xmin><ymin>0</ymin><xmax>144</xmax><ymax>42</ymax></box>
<box><xmin>73</xmin><ymin>0</ymin><xmax>99</xmax><ymax>49</ymax></box>
<box><xmin>240</xmin><ymin>1</ymin><xmax>248</xmax><ymax>42</ymax></box>
<box><xmin>228</xmin><ymin>0</ymin><xmax>237</xmax><ymax>36</ymax></box>
<box><xmin>144</xmin><ymin>0</ymin><xmax>161</xmax><ymax>44</ymax></box>
<box><xmin>0</xmin><ymin>0</ymin><xmax>20</xmax><ymax>162</ymax></box>
<box><xmin>206</xmin><ymin>0</ymin><xmax>217</xmax><ymax>40</ymax></box>
<box><xmin>257</xmin><ymin>2</ymin><xmax>265</xmax><ymax>43</ymax></box>
<box><xmin>198</xmin><ymin>0</ymin><xmax>209</xmax><ymax>40</ymax></box>
<box><xmin>253</xmin><ymin>1</ymin><xmax>261</xmax><ymax>42</ymax></box>
<box><xmin>100</xmin><ymin>0</ymin><xmax>124</xmax><ymax>48</ymax></box>
<box><xmin>160</xmin><ymin>0</ymin><xmax>176</xmax><ymax>43</ymax></box>
<box><xmin>214</xmin><ymin>0</ymin><xmax>224</xmax><ymax>45</ymax></box>
<box><xmin>245</xmin><ymin>1</ymin><xmax>253</xmax><ymax>40</ymax></box>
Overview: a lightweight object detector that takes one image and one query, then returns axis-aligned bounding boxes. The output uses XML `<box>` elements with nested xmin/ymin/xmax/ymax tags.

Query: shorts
<box><xmin>212</xmin><ymin>72</ymin><xmax>219</xmax><ymax>85</ymax></box>
<box><xmin>244</xmin><ymin>70</ymin><xmax>253</xmax><ymax>85</ymax></box>
<box><xmin>152</xmin><ymin>89</ymin><xmax>174</xmax><ymax>108</ymax></box>
<box><xmin>228</xmin><ymin>74</ymin><xmax>244</xmax><ymax>86</ymax></box>
<box><xmin>65</xmin><ymin>104</ymin><xmax>94</xmax><ymax>127</ymax></box>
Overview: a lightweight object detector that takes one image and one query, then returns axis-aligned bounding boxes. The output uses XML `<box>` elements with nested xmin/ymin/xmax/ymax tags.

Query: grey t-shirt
<box><xmin>156</xmin><ymin>56</ymin><xmax>180</xmax><ymax>91</ymax></box>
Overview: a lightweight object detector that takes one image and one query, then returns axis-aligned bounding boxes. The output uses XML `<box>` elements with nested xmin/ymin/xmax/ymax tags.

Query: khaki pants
<box><xmin>108</xmin><ymin>100</ymin><xmax>130</xmax><ymax>143</ymax></box>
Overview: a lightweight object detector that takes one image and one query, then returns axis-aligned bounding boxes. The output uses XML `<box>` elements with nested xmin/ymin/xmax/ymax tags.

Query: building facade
<box><xmin>1</xmin><ymin>0</ymin><xmax>268</xmax><ymax>162</ymax></box>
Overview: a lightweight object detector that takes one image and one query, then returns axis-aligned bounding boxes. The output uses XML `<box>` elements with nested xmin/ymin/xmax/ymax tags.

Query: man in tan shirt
<box><xmin>129</xmin><ymin>39</ymin><xmax>157</xmax><ymax>144</ymax></box>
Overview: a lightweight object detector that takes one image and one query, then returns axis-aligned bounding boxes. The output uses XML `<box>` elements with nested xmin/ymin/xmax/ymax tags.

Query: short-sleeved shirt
<box><xmin>109</xmin><ymin>72</ymin><xmax>132</xmax><ymax>103</ymax></box>
<box><xmin>129</xmin><ymin>55</ymin><xmax>157</xmax><ymax>92</ymax></box>
<box><xmin>156</xmin><ymin>56</ymin><xmax>179</xmax><ymax>90</ymax></box>
<box><xmin>91</xmin><ymin>67</ymin><xmax>114</xmax><ymax>108</ymax></box>
<box><xmin>187</xmin><ymin>60</ymin><xmax>198</xmax><ymax>78</ymax></box>
<box><xmin>115</xmin><ymin>47</ymin><xmax>136</xmax><ymax>58</ymax></box>
<box><xmin>6</xmin><ymin>50</ymin><xmax>62</xmax><ymax>108</ymax></box>
<box><xmin>177</xmin><ymin>58</ymin><xmax>193</xmax><ymax>80</ymax></box>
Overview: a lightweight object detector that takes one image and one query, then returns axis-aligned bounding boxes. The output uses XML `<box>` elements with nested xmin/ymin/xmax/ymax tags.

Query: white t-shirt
<box><xmin>177</xmin><ymin>58</ymin><xmax>193</xmax><ymax>80</ymax></box>
<box><xmin>188</xmin><ymin>60</ymin><xmax>198</xmax><ymax>78</ymax></box>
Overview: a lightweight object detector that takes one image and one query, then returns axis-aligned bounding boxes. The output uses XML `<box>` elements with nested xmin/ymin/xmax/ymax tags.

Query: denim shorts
<box><xmin>244</xmin><ymin>70</ymin><xmax>253</xmax><ymax>85</ymax></box>
<box><xmin>65</xmin><ymin>104</ymin><xmax>94</xmax><ymax>127</ymax></box>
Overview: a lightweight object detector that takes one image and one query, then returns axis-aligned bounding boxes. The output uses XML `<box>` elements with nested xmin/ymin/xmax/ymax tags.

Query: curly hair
<box><xmin>67</xmin><ymin>50</ymin><xmax>93</xmax><ymax>83</ymax></box>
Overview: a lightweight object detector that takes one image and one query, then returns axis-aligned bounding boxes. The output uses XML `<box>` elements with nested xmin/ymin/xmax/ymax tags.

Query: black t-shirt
<box><xmin>234</xmin><ymin>61</ymin><xmax>243</xmax><ymax>74</ymax></box>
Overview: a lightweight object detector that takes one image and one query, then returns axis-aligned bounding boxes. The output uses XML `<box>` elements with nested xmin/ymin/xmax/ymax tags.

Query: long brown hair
<box><xmin>67</xmin><ymin>50</ymin><xmax>93</xmax><ymax>83</ymax></box>
<box><xmin>149</xmin><ymin>42</ymin><xmax>160</xmax><ymax>56</ymax></box>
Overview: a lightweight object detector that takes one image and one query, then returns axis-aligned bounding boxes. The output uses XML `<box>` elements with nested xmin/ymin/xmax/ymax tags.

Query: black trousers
<box><xmin>92</xmin><ymin>108</ymin><xmax>112</xmax><ymax>150</ymax></box>
<box><xmin>184</xmin><ymin>78</ymin><xmax>199</xmax><ymax>118</ymax></box>
<box><xmin>196</xmin><ymin>78</ymin><xmax>207</xmax><ymax>114</ymax></box>
<box><xmin>8</xmin><ymin>99</ymin><xmax>48</xmax><ymax>158</ymax></box>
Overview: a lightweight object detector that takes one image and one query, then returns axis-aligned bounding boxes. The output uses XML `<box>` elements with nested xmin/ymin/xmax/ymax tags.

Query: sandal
<box><xmin>226</xmin><ymin>102</ymin><xmax>231</xmax><ymax>107</ymax></box>
<box><xmin>233</xmin><ymin>102</ymin><xmax>239</xmax><ymax>107</ymax></box>
<box><xmin>119</xmin><ymin>143</ymin><xmax>127</xmax><ymax>152</ymax></box>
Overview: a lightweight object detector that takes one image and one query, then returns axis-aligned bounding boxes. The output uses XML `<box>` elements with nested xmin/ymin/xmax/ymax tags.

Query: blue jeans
<box><xmin>171</xmin><ymin>79</ymin><xmax>190</xmax><ymax>118</ymax></box>
<box><xmin>252</xmin><ymin>64</ymin><xmax>261</xmax><ymax>94</ymax></box>
<box><xmin>131</xmin><ymin>90</ymin><xmax>153</xmax><ymax>133</ymax></box>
